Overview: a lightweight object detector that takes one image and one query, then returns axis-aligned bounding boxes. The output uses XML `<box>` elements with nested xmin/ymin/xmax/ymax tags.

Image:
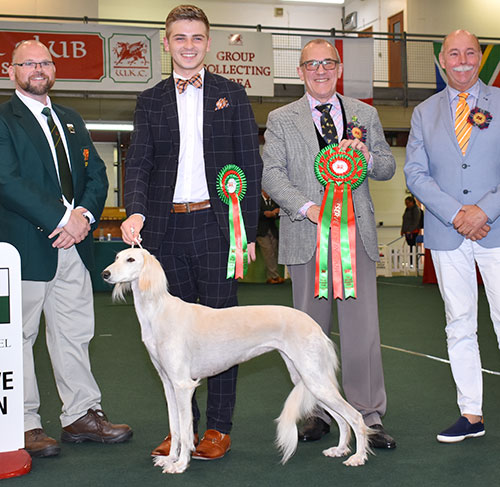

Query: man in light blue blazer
<box><xmin>262</xmin><ymin>38</ymin><xmax>396</xmax><ymax>449</ymax></box>
<box><xmin>405</xmin><ymin>29</ymin><xmax>500</xmax><ymax>443</ymax></box>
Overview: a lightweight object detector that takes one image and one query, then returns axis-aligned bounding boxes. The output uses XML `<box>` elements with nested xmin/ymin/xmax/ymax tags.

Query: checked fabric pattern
<box><xmin>455</xmin><ymin>92</ymin><xmax>472</xmax><ymax>155</ymax></box>
<box><xmin>42</xmin><ymin>107</ymin><xmax>74</xmax><ymax>202</ymax></box>
<box><xmin>175</xmin><ymin>74</ymin><xmax>203</xmax><ymax>94</ymax></box>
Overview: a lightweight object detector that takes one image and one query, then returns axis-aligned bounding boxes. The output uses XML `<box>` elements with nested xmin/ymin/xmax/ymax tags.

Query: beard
<box><xmin>16</xmin><ymin>73</ymin><xmax>55</xmax><ymax>96</ymax></box>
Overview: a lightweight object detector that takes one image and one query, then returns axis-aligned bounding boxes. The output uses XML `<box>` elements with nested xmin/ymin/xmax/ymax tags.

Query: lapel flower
<box><xmin>83</xmin><ymin>148</ymin><xmax>89</xmax><ymax>167</ymax></box>
<box><xmin>346</xmin><ymin>116</ymin><xmax>367</xmax><ymax>142</ymax></box>
<box><xmin>468</xmin><ymin>107</ymin><xmax>492</xmax><ymax>130</ymax></box>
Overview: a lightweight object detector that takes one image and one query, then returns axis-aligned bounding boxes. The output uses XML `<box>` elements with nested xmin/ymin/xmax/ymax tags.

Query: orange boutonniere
<box><xmin>83</xmin><ymin>148</ymin><xmax>89</xmax><ymax>167</ymax></box>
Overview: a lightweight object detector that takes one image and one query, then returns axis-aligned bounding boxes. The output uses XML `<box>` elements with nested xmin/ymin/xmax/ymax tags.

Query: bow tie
<box><xmin>175</xmin><ymin>74</ymin><xmax>203</xmax><ymax>94</ymax></box>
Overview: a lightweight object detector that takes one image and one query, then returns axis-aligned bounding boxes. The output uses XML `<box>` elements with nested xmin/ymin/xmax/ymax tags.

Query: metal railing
<box><xmin>3</xmin><ymin>14</ymin><xmax>500</xmax><ymax>106</ymax></box>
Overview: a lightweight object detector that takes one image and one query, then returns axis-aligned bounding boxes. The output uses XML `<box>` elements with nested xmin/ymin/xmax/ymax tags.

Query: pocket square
<box><xmin>215</xmin><ymin>97</ymin><xmax>229</xmax><ymax>111</ymax></box>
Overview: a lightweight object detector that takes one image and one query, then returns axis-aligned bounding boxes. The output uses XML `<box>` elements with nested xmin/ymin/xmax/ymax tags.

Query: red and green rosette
<box><xmin>314</xmin><ymin>144</ymin><xmax>367</xmax><ymax>300</ymax></box>
<box><xmin>217</xmin><ymin>164</ymin><xmax>248</xmax><ymax>279</ymax></box>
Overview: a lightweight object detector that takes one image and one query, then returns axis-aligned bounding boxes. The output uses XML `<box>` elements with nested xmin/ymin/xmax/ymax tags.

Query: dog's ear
<box><xmin>138</xmin><ymin>251</ymin><xmax>167</xmax><ymax>298</ymax></box>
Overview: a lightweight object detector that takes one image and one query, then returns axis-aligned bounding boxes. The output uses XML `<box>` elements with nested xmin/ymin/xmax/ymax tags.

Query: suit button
<box><xmin>463</xmin><ymin>189</ymin><xmax>469</xmax><ymax>194</ymax></box>
<box><xmin>462</xmin><ymin>164</ymin><xmax>467</xmax><ymax>169</ymax></box>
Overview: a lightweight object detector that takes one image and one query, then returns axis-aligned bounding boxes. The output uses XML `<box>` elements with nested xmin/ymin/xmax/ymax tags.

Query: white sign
<box><xmin>0</xmin><ymin>244</ymin><xmax>23</xmax><ymax>453</ymax></box>
<box><xmin>205</xmin><ymin>30</ymin><xmax>274</xmax><ymax>96</ymax></box>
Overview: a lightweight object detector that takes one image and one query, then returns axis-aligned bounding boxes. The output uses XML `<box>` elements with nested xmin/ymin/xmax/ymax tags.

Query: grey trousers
<box><xmin>287</xmin><ymin>227</ymin><xmax>387</xmax><ymax>426</ymax></box>
<box><xmin>22</xmin><ymin>246</ymin><xmax>102</xmax><ymax>430</ymax></box>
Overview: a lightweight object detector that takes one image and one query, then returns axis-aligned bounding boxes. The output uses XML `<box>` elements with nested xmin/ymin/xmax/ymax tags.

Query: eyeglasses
<box><xmin>11</xmin><ymin>61</ymin><xmax>55</xmax><ymax>69</ymax></box>
<box><xmin>300</xmin><ymin>59</ymin><xmax>339</xmax><ymax>71</ymax></box>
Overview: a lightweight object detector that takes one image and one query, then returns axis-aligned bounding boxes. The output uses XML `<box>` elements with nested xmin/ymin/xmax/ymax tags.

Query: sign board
<box><xmin>0</xmin><ymin>243</ymin><xmax>23</xmax><ymax>453</ymax></box>
<box><xmin>205</xmin><ymin>30</ymin><xmax>274</xmax><ymax>96</ymax></box>
<box><xmin>0</xmin><ymin>21</ymin><xmax>162</xmax><ymax>92</ymax></box>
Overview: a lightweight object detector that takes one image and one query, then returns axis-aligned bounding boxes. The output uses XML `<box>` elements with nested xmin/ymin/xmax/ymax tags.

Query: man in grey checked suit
<box><xmin>405</xmin><ymin>29</ymin><xmax>500</xmax><ymax>443</ymax></box>
<box><xmin>262</xmin><ymin>38</ymin><xmax>396</xmax><ymax>448</ymax></box>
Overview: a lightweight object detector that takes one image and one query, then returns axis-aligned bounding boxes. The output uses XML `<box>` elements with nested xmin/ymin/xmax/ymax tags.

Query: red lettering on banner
<box><xmin>0</xmin><ymin>31</ymin><xmax>105</xmax><ymax>81</ymax></box>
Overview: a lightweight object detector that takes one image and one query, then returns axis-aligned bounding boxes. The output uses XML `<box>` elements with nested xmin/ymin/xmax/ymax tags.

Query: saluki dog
<box><xmin>102</xmin><ymin>248</ymin><xmax>370</xmax><ymax>474</ymax></box>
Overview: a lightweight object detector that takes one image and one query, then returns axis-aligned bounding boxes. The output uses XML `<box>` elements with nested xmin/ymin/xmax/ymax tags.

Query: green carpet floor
<box><xmin>8</xmin><ymin>277</ymin><xmax>500</xmax><ymax>486</ymax></box>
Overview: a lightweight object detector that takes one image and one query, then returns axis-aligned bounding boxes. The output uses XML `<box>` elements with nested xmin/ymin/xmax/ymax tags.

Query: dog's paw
<box><xmin>322</xmin><ymin>446</ymin><xmax>351</xmax><ymax>458</ymax></box>
<box><xmin>342</xmin><ymin>453</ymin><xmax>367</xmax><ymax>467</ymax></box>
<box><xmin>153</xmin><ymin>454</ymin><xmax>189</xmax><ymax>474</ymax></box>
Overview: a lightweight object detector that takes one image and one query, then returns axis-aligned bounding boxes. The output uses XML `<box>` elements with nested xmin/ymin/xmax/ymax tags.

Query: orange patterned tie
<box><xmin>455</xmin><ymin>92</ymin><xmax>472</xmax><ymax>155</ymax></box>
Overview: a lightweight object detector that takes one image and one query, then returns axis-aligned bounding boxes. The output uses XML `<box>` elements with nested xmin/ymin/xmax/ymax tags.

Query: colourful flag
<box><xmin>0</xmin><ymin>268</ymin><xmax>10</xmax><ymax>324</ymax></box>
<box><xmin>434</xmin><ymin>41</ymin><xmax>500</xmax><ymax>92</ymax></box>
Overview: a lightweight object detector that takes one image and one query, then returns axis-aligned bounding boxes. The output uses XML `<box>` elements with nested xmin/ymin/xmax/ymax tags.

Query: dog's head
<box><xmin>102</xmin><ymin>248</ymin><xmax>167</xmax><ymax>301</ymax></box>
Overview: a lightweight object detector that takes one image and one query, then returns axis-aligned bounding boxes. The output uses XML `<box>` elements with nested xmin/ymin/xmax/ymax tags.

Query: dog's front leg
<box><xmin>153</xmin><ymin>372</ymin><xmax>183</xmax><ymax>472</ymax></box>
<box><xmin>156</xmin><ymin>378</ymin><xmax>198</xmax><ymax>474</ymax></box>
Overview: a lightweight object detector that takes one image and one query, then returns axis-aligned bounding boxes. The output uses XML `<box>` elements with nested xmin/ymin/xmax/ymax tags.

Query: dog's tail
<box><xmin>275</xmin><ymin>380</ymin><xmax>317</xmax><ymax>464</ymax></box>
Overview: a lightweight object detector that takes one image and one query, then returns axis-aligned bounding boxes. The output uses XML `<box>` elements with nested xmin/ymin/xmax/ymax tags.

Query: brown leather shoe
<box><xmin>61</xmin><ymin>409</ymin><xmax>132</xmax><ymax>444</ymax></box>
<box><xmin>25</xmin><ymin>428</ymin><xmax>61</xmax><ymax>457</ymax></box>
<box><xmin>192</xmin><ymin>429</ymin><xmax>231</xmax><ymax>460</ymax></box>
<box><xmin>151</xmin><ymin>433</ymin><xmax>200</xmax><ymax>456</ymax></box>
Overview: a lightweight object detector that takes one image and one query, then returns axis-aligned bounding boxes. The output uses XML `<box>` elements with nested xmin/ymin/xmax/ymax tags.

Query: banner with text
<box><xmin>302</xmin><ymin>37</ymin><xmax>374</xmax><ymax>105</ymax></box>
<box><xmin>205</xmin><ymin>30</ymin><xmax>274</xmax><ymax>96</ymax></box>
<box><xmin>0</xmin><ymin>22</ymin><xmax>161</xmax><ymax>92</ymax></box>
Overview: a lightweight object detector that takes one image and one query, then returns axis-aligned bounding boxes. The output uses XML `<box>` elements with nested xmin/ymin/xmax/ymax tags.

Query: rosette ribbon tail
<box><xmin>315</xmin><ymin>182</ymin><xmax>334</xmax><ymax>299</ymax></box>
<box><xmin>340</xmin><ymin>184</ymin><xmax>357</xmax><ymax>299</ymax></box>
<box><xmin>227</xmin><ymin>192</ymin><xmax>248</xmax><ymax>279</ymax></box>
<box><xmin>330</xmin><ymin>183</ymin><xmax>344</xmax><ymax>299</ymax></box>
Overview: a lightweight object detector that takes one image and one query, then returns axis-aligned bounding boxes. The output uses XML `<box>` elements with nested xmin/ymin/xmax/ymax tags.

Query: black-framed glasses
<box><xmin>11</xmin><ymin>61</ymin><xmax>55</xmax><ymax>69</ymax></box>
<box><xmin>300</xmin><ymin>59</ymin><xmax>339</xmax><ymax>71</ymax></box>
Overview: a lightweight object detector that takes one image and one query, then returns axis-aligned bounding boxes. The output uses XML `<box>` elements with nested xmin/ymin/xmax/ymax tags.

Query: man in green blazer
<box><xmin>0</xmin><ymin>40</ymin><xmax>131</xmax><ymax>457</ymax></box>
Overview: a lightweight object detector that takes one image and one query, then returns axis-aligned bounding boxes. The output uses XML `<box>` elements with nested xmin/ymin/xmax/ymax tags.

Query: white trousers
<box><xmin>22</xmin><ymin>246</ymin><xmax>101</xmax><ymax>430</ymax></box>
<box><xmin>432</xmin><ymin>240</ymin><xmax>500</xmax><ymax>416</ymax></box>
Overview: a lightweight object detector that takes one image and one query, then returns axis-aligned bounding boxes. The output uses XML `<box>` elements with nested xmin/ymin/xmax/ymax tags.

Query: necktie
<box><xmin>455</xmin><ymin>92</ymin><xmax>472</xmax><ymax>155</ymax></box>
<box><xmin>42</xmin><ymin>107</ymin><xmax>74</xmax><ymax>202</ymax></box>
<box><xmin>316</xmin><ymin>104</ymin><xmax>338</xmax><ymax>145</ymax></box>
<box><xmin>175</xmin><ymin>74</ymin><xmax>203</xmax><ymax>94</ymax></box>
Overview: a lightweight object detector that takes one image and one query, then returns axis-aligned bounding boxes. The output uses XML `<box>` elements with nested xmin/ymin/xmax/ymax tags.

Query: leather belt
<box><xmin>171</xmin><ymin>199</ymin><xmax>211</xmax><ymax>213</ymax></box>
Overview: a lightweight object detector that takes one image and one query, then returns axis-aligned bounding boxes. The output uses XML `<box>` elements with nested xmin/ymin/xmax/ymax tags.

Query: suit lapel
<box><xmin>52</xmin><ymin>105</ymin><xmax>80</xmax><ymax>191</ymax></box>
<box><xmin>11</xmin><ymin>94</ymin><xmax>60</xmax><ymax>190</ymax></box>
<box><xmin>292</xmin><ymin>95</ymin><xmax>320</xmax><ymax>156</ymax></box>
<box><xmin>437</xmin><ymin>89</ymin><xmax>464</xmax><ymax>157</ymax></box>
<box><xmin>468</xmin><ymin>80</ymin><xmax>491</xmax><ymax>152</ymax></box>
<box><xmin>162</xmin><ymin>77</ymin><xmax>180</xmax><ymax>144</ymax></box>
<box><xmin>202</xmin><ymin>71</ymin><xmax>217</xmax><ymax>148</ymax></box>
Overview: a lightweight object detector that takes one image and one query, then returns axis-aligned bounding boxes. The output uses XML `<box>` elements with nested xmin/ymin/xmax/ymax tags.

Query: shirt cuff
<box><xmin>298</xmin><ymin>201</ymin><xmax>315</xmax><ymax>218</ymax></box>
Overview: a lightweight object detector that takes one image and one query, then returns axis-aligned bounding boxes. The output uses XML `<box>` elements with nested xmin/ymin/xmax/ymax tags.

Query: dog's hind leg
<box><xmin>315</xmin><ymin>386</ymin><xmax>369</xmax><ymax>466</ymax></box>
<box><xmin>321</xmin><ymin>410</ymin><xmax>351</xmax><ymax>458</ymax></box>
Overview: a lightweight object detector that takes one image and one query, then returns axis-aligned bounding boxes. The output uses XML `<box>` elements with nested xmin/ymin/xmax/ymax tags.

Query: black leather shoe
<box><xmin>369</xmin><ymin>424</ymin><xmax>396</xmax><ymax>449</ymax></box>
<box><xmin>298</xmin><ymin>417</ymin><xmax>330</xmax><ymax>442</ymax></box>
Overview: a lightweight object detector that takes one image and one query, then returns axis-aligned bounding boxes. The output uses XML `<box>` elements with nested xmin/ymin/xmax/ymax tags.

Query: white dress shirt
<box><xmin>172</xmin><ymin>68</ymin><xmax>210</xmax><ymax>203</ymax></box>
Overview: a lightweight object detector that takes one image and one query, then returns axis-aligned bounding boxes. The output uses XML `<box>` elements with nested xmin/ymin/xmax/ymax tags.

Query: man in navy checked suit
<box><xmin>121</xmin><ymin>4</ymin><xmax>262</xmax><ymax>460</ymax></box>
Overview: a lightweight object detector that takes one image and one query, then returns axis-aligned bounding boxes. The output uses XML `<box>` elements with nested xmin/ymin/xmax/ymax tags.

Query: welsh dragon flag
<box><xmin>0</xmin><ymin>268</ymin><xmax>9</xmax><ymax>324</ymax></box>
<box><xmin>434</xmin><ymin>42</ymin><xmax>500</xmax><ymax>92</ymax></box>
